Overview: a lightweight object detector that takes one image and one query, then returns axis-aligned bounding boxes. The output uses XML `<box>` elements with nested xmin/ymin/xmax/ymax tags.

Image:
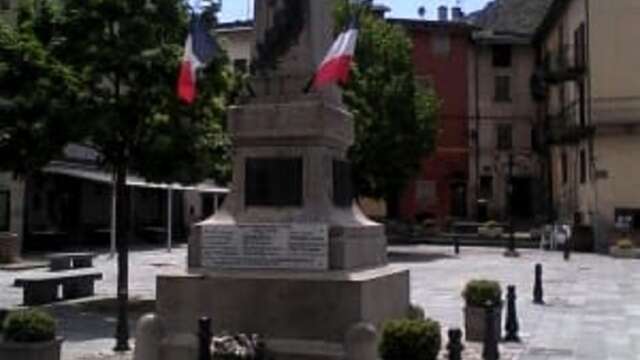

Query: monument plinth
<box><xmin>157</xmin><ymin>1</ymin><xmax>410</xmax><ymax>359</ymax></box>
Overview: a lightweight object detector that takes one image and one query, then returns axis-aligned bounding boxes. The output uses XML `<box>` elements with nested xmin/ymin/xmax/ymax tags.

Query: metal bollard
<box><xmin>563</xmin><ymin>237</ymin><xmax>571</xmax><ymax>261</ymax></box>
<box><xmin>198</xmin><ymin>317</ymin><xmax>212</xmax><ymax>360</ymax></box>
<box><xmin>482</xmin><ymin>302</ymin><xmax>499</xmax><ymax>360</ymax></box>
<box><xmin>533</xmin><ymin>263</ymin><xmax>544</xmax><ymax>305</ymax></box>
<box><xmin>503</xmin><ymin>285</ymin><xmax>520</xmax><ymax>342</ymax></box>
<box><xmin>447</xmin><ymin>328</ymin><xmax>464</xmax><ymax>360</ymax></box>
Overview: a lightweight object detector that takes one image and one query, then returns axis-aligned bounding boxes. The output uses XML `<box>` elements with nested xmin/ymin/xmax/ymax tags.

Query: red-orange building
<box><xmin>391</xmin><ymin>19</ymin><xmax>474</xmax><ymax>224</ymax></box>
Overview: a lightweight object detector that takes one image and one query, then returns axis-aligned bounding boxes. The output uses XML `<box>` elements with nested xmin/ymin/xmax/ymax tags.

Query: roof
<box><xmin>43</xmin><ymin>162</ymin><xmax>229</xmax><ymax>194</ymax></box>
<box><xmin>533</xmin><ymin>0</ymin><xmax>570</xmax><ymax>43</ymax></box>
<box><xmin>389</xmin><ymin>18</ymin><xmax>476</xmax><ymax>35</ymax></box>
<box><xmin>466</xmin><ymin>0</ymin><xmax>554</xmax><ymax>35</ymax></box>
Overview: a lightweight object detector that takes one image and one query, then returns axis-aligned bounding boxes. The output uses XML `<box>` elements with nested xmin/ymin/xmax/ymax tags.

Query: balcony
<box><xmin>543</xmin><ymin>44</ymin><xmax>587</xmax><ymax>84</ymax></box>
<box><xmin>546</xmin><ymin>101</ymin><xmax>594</xmax><ymax>145</ymax></box>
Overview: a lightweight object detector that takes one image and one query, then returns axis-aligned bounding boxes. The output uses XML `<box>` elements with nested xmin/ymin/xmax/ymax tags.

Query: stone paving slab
<box><xmin>0</xmin><ymin>245</ymin><xmax>638</xmax><ymax>360</ymax></box>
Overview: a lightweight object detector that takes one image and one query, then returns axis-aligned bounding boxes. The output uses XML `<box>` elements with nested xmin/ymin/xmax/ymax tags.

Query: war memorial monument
<box><xmin>154</xmin><ymin>1</ymin><xmax>410</xmax><ymax>358</ymax></box>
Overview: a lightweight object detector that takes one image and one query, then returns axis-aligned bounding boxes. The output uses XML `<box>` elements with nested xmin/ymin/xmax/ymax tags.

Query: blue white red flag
<box><xmin>312</xmin><ymin>18</ymin><xmax>359</xmax><ymax>89</ymax></box>
<box><xmin>177</xmin><ymin>15</ymin><xmax>218</xmax><ymax>104</ymax></box>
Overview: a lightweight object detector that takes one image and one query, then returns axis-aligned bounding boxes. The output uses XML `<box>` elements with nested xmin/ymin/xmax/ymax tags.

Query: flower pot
<box><xmin>610</xmin><ymin>246</ymin><xmax>640</xmax><ymax>259</ymax></box>
<box><xmin>464</xmin><ymin>305</ymin><xmax>502</xmax><ymax>342</ymax></box>
<box><xmin>0</xmin><ymin>337</ymin><xmax>63</xmax><ymax>360</ymax></box>
<box><xmin>0</xmin><ymin>232</ymin><xmax>20</xmax><ymax>263</ymax></box>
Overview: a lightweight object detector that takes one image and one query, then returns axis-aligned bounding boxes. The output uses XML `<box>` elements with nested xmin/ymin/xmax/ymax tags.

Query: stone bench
<box><xmin>14</xmin><ymin>271</ymin><xmax>103</xmax><ymax>305</ymax></box>
<box><xmin>48</xmin><ymin>252</ymin><xmax>96</xmax><ymax>271</ymax></box>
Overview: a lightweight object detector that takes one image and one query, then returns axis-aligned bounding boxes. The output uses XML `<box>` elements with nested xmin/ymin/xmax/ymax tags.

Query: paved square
<box><xmin>1</xmin><ymin>245</ymin><xmax>638</xmax><ymax>359</ymax></box>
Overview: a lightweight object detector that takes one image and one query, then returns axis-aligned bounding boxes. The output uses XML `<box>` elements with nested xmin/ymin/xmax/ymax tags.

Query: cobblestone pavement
<box><xmin>1</xmin><ymin>245</ymin><xmax>639</xmax><ymax>360</ymax></box>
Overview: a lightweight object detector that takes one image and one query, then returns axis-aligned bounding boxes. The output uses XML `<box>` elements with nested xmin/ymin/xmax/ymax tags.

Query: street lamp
<box><xmin>504</xmin><ymin>152</ymin><xmax>520</xmax><ymax>257</ymax></box>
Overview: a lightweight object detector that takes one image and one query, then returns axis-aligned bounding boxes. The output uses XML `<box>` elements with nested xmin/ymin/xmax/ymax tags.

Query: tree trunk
<box><xmin>114</xmin><ymin>160</ymin><xmax>131</xmax><ymax>351</ymax></box>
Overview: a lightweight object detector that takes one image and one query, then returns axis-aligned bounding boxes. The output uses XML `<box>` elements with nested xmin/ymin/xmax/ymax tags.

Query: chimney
<box><xmin>451</xmin><ymin>6</ymin><xmax>464</xmax><ymax>21</ymax></box>
<box><xmin>438</xmin><ymin>5</ymin><xmax>448</xmax><ymax>21</ymax></box>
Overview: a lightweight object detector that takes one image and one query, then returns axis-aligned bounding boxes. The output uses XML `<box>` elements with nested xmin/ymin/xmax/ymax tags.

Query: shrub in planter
<box><xmin>462</xmin><ymin>280</ymin><xmax>502</xmax><ymax>342</ymax></box>
<box><xmin>407</xmin><ymin>304</ymin><xmax>425</xmax><ymax>320</ymax></box>
<box><xmin>0</xmin><ymin>309</ymin><xmax>62</xmax><ymax>360</ymax></box>
<box><xmin>617</xmin><ymin>239</ymin><xmax>634</xmax><ymax>250</ymax></box>
<box><xmin>379</xmin><ymin>318</ymin><xmax>441</xmax><ymax>360</ymax></box>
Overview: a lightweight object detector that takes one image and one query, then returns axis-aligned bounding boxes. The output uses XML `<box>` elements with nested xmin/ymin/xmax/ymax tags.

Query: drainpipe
<box><xmin>474</xmin><ymin>41</ymin><xmax>481</xmax><ymax>220</ymax></box>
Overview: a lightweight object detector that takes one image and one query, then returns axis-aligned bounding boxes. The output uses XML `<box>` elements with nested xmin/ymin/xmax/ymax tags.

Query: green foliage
<box><xmin>617</xmin><ymin>239</ymin><xmax>634</xmax><ymax>250</ymax></box>
<box><xmin>379</xmin><ymin>318</ymin><xmax>441</xmax><ymax>360</ymax></box>
<box><xmin>0</xmin><ymin>2</ymin><xmax>83</xmax><ymax>175</ymax></box>
<box><xmin>334</xmin><ymin>1</ymin><xmax>439</xmax><ymax>216</ymax></box>
<box><xmin>3</xmin><ymin>309</ymin><xmax>56</xmax><ymax>343</ymax></box>
<box><xmin>407</xmin><ymin>304</ymin><xmax>425</xmax><ymax>320</ymax></box>
<box><xmin>0</xmin><ymin>0</ymin><xmax>233</xmax><ymax>183</ymax></box>
<box><xmin>462</xmin><ymin>280</ymin><xmax>502</xmax><ymax>307</ymax></box>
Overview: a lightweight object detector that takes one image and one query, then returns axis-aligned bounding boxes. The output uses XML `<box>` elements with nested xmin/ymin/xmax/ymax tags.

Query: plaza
<box><xmin>1</xmin><ymin>245</ymin><xmax>638</xmax><ymax>359</ymax></box>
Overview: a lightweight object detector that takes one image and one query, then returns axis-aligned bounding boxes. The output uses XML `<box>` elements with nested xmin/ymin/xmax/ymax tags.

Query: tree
<box><xmin>0</xmin><ymin>0</ymin><xmax>232</xmax><ymax>350</ymax></box>
<box><xmin>334</xmin><ymin>2</ymin><xmax>439</xmax><ymax>218</ymax></box>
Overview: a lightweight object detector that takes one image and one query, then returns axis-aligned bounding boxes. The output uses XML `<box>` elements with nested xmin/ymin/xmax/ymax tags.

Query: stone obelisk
<box><xmin>156</xmin><ymin>1</ymin><xmax>410</xmax><ymax>359</ymax></box>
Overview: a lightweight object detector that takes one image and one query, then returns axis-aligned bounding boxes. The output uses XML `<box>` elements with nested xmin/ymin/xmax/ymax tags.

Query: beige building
<box><xmin>216</xmin><ymin>20</ymin><xmax>254</xmax><ymax>73</ymax></box>
<box><xmin>536</xmin><ymin>0</ymin><xmax>640</xmax><ymax>249</ymax></box>
<box><xmin>468</xmin><ymin>31</ymin><xmax>544</xmax><ymax>223</ymax></box>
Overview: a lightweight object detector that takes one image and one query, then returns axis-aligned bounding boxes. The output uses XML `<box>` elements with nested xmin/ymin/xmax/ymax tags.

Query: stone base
<box><xmin>156</xmin><ymin>266</ymin><xmax>410</xmax><ymax>359</ymax></box>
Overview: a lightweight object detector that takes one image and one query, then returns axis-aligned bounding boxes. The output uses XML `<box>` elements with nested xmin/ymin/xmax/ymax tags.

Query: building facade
<box><xmin>468</xmin><ymin>31</ymin><xmax>543</xmax><ymax>223</ymax></box>
<box><xmin>536</xmin><ymin>0</ymin><xmax>640</xmax><ymax>249</ymax></box>
<box><xmin>394</xmin><ymin>18</ymin><xmax>473</xmax><ymax>225</ymax></box>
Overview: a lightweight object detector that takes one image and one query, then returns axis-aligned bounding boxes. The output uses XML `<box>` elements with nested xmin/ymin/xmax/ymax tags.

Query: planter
<box><xmin>478</xmin><ymin>227</ymin><xmax>503</xmax><ymax>238</ymax></box>
<box><xmin>0</xmin><ymin>337</ymin><xmax>63</xmax><ymax>360</ymax></box>
<box><xmin>610</xmin><ymin>246</ymin><xmax>640</xmax><ymax>259</ymax></box>
<box><xmin>0</xmin><ymin>232</ymin><xmax>20</xmax><ymax>263</ymax></box>
<box><xmin>464</xmin><ymin>305</ymin><xmax>502</xmax><ymax>342</ymax></box>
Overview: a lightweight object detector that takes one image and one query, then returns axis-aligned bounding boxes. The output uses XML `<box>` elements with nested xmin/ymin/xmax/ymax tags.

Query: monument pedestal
<box><xmin>157</xmin><ymin>266</ymin><xmax>409</xmax><ymax>360</ymax></box>
<box><xmin>151</xmin><ymin>2</ymin><xmax>411</xmax><ymax>359</ymax></box>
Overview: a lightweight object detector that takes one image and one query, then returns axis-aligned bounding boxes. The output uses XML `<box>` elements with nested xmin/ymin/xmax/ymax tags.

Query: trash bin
<box><xmin>0</xmin><ymin>232</ymin><xmax>20</xmax><ymax>263</ymax></box>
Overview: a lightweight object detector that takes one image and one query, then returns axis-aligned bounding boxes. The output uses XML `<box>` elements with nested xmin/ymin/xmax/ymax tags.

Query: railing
<box><xmin>591</xmin><ymin>97</ymin><xmax>640</xmax><ymax>126</ymax></box>
<box><xmin>543</xmin><ymin>44</ymin><xmax>586</xmax><ymax>82</ymax></box>
<box><xmin>546</xmin><ymin>101</ymin><xmax>593</xmax><ymax>144</ymax></box>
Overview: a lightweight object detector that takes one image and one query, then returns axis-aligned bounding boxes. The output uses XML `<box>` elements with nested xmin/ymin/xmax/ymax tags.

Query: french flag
<box><xmin>312</xmin><ymin>19</ymin><xmax>359</xmax><ymax>90</ymax></box>
<box><xmin>177</xmin><ymin>15</ymin><xmax>218</xmax><ymax>104</ymax></box>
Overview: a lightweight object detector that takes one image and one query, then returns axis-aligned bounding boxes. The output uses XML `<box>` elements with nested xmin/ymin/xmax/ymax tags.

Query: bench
<box><xmin>48</xmin><ymin>252</ymin><xmax>96</xmax><ymax>271</ymax></box>
<box><xmin>14</xmin><ymin>271</ymin><xmax>103</xmax><ymax>305</ymax></box>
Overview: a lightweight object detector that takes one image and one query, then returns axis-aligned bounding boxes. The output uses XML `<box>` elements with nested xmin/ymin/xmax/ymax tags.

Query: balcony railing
<box><xmin>543</xmin><ymin>44</ymin><xmax>586</xmax><ymax>83</ymax></box>
<box><xmin>591</xmin><ymin>97</ymin><xmax>640</xmax><ymax>126</ymax></box>
<box><xmin>545</xmin><ymin>101</ymin><xmax>593</xmax><ymax>144</ymax></box>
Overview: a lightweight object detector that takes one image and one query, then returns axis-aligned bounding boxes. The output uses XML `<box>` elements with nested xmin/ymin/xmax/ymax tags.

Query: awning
<box><xmin>42</xmin><ymin>162</ymin><xmax>229</xmax><ymax>194</ymax></box>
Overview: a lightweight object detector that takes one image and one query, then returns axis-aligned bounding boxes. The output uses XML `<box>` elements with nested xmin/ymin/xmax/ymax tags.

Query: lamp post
<box><xmin>505</xmin><ymin>152</ymin><xmax>520</xmax><ymax>257</ymax></box>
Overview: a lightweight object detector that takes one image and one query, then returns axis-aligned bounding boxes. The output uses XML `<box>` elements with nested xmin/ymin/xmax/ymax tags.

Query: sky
<box><xmin>218</xmin><ymin>0</ymin><xmax>493</xmax><ymax>22</ymax></box>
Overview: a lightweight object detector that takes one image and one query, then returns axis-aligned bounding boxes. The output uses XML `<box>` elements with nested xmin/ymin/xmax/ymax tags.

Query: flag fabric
<box><xmin>177</xmin><ymin>15</ymin><xmax>218</xmax><ymax>104</ymax></box>
<box><xmin>312</xmin><ymin>19</ymin><xmax>359</xmax><ymax>90</ymax></box>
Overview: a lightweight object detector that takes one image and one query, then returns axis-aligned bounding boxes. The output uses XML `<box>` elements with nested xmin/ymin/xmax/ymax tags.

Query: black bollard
<box><xmin>447</xmin><ymin>328</ymin><xmax>464</xmax><ymax>360</ymax></box>
<box><xmin>198</xmin><ymin>317</ymin><xmax>212</xmax><ymax>360</ymax></box>
<box><xmin>503</xmin><ymin>285</ymin><xmax>520</xmax><ymax>342</ymax></box>
<box><xmin>563</xmin><ymin>237</ymin><xmax>571</xmax><ymax>261</ymax></box>
<box><xmin>533</xmin><ymin>263</ymin><xmax>544</xmax><ymax>304</ymax></box>
<box><xmin>454</xmin><ymin>236</ymin><xmax>460</xmax><ymax>255</ymax></box>
<box><xmin>482</xmin><ymin>302</ymin><xmax>499</xmax><ymax>360</ymax></box>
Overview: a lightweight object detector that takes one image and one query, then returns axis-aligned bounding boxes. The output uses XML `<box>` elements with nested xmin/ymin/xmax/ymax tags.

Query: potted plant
<box><xmin>478</xmin><ymin>221</ymin><xmax>503</xmax><ymax>238</ymax></box>
<box><xmin>610</xmin><ymin>239</ymin><xmax>640</xmax><ymax>259</ymax></box>
<box><xmin>462</xmin><ymin>279</ymin><xmax>502</xmax><ymax>342</ymax></box>
<box><xmin>0</xmin><ymin>309</ymin><xmax>63</xmax><ymax>360</ymax></box>
<box><xmin>379</xmin><ymin>318</ymin><xmax>441</xmax><ymax>360</ymax></box>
